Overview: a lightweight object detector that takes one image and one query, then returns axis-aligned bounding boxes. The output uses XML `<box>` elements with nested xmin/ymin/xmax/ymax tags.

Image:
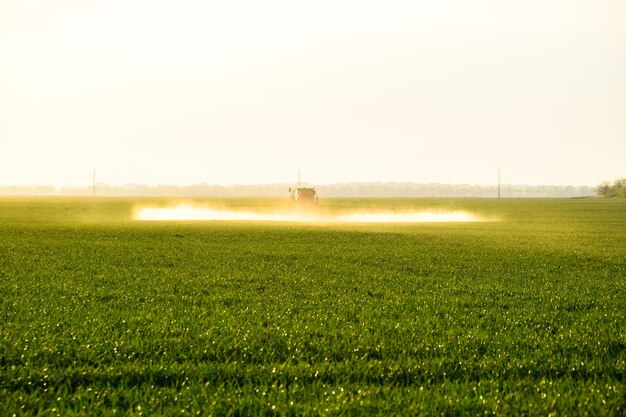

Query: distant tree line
<box><xmin>596</xmin><ymin>178</ymin><xmax>626</xmax><ymax>198</ymax></box>
<box><xmin>0</xmin><ymin>182</ymin><xmax>596</xmax><ymax>198</ymax></box>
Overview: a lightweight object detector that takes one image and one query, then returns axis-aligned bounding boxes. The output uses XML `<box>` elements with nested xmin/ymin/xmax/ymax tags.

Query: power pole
<box><xmin>497</xmin><ymin>167</ymin><xmax>501</xmax><ymax>199</ymax></box>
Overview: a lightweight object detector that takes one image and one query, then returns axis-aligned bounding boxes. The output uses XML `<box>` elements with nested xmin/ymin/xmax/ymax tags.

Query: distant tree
<box><xmin>596</xmin><ymin>178</ymin><xmax>626</xmax><ymax>198</ymax></box>
<box><xmin>596</xmin><ymin>181</ymin><xmax>611</xmax><ymax>197</ymax></box>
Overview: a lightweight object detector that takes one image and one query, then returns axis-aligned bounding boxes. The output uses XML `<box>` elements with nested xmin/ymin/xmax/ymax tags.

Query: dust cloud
<box><xmin>134</xmin><ymin>204</ymin><xmax>484</xmax><ymax>223</ymax></box>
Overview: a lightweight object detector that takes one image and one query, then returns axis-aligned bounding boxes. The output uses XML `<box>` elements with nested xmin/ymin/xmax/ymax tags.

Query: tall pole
<box><xmin>498</xmin><ymin>167</ymin><xmax>501</xmax><ymax>199</ymax></box>
<box><xmin>93</xmin><ymin>166</ymin><xmax>96</xmax><ymax>198</ymax></box>
<box><xmin>298</xmin><ymin>167</ymin><xmax>301</xmax><ymax>188</ymax></box>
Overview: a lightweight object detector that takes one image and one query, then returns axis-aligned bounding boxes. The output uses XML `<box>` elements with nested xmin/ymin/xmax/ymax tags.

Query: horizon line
<box><xmin>0</xmin><ymin>181</ymin><xmax>599</xmax><ymax>188</ymax></box>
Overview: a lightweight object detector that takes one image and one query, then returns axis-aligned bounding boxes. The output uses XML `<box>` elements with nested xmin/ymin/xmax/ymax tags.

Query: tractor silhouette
<box><xmin>289</xmin><ymin>186</ymin><xmax>319</xmax><ymax>210</ymax></box>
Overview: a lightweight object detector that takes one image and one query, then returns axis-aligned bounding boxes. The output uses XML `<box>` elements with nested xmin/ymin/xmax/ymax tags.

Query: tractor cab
<box><xmin>289</xmin><ymin>187</ymin><xmax>319</xmax><ymax>208</ymax></box>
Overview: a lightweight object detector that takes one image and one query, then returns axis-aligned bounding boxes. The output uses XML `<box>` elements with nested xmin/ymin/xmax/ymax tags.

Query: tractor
<box><xmin>289</xmin><ymin>186</ymin><xmax>319</xmax><ymax>210</ymax></box>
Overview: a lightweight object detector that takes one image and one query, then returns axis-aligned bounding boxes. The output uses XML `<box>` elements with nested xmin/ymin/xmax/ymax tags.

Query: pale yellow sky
<box><xmin>1</xmin><ymin>0</ymin><xmax>624</xmax><ymax>186</ymax></box>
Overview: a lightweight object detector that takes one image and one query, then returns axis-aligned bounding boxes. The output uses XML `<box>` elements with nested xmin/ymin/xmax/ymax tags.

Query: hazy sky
<box><xmin>1</xmin><ymin>0</ymin><xmax>624</xmax><ymax>187</ymax></box>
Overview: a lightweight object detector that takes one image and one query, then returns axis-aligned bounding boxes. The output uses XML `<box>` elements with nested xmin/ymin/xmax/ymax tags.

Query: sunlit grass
<box><xmin>0</xmin><ymin>197</ymin><xmax>625</xmax><ymax>415</ymax></box>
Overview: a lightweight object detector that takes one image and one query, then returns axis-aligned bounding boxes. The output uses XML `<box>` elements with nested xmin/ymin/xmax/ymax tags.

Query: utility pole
<box><xmin>497</xmin><ymin>167</ymin><xmax>501</xmax><ymax>199</ymax></box>
<box><xmin>298</xmin><ymin>167</ymin><xmax>301</xmax><ymax>188</ymax></box>
<box><xmin>93</xmin><ymin>166</ymin><xmax>96</xmax><ymax>198</ymax></box>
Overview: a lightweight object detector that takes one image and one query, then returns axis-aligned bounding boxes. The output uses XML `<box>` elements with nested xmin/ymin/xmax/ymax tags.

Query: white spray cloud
<box><xmin>134</xmin><ymin>204</ymin><xmax>485</xmax><ymax>223</ymax></box>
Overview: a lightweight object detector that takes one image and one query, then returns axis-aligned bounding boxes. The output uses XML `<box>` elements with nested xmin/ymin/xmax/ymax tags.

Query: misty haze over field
<box><xmin>0</xmin><ymin>182</ymin><xmax>595</xmax><ymax>198</ymax></box>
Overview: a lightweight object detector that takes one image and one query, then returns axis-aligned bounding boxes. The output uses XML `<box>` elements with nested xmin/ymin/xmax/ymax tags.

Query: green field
<box><xmin>1</xmin><ymin>198</ymin><xmax>625</xmax><ymax>416</ymax></box>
